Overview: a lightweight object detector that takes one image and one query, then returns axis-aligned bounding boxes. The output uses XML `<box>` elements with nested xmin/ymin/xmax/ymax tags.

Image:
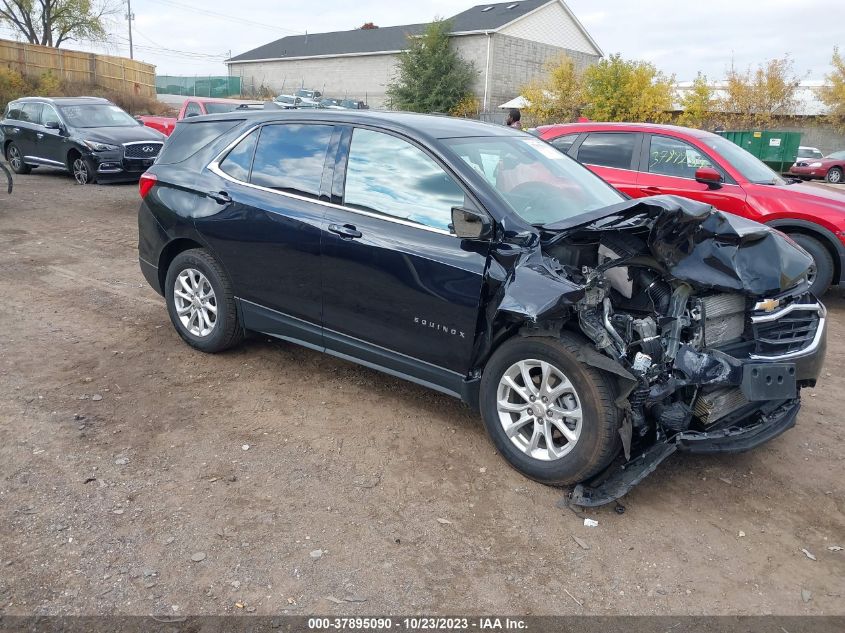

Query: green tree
<box><xmin>582</xmin><ymin>53</ymin><xmax>675</xmax><ymax>122</ymax></box>
<box><xmin>521</xmin><ymin>54</ymin><xmax>585</xmax><ymax>124</ymax></box>
<box><xmin>720</xmin><ymin>56</ymin><xmax>803</xmax><ymax>128</ymax></box>
<box><xmin>0</xmin><ymin>0</ymin><xmax>114</xmax><ymax>47</ymax></box>
<box><xmin>819</xmin><ymin>47</ymin><xmax>845</xmax><ymax>133</ymax></box>
<box><xmin>386</xmin><ymin>19</ymin><xmax>476</xmax><ymax>113</ymax></box>
<box><xmin>677</xmin><ymin>72</ymin><xmax>714</xmax><ymax>128</ymax></box>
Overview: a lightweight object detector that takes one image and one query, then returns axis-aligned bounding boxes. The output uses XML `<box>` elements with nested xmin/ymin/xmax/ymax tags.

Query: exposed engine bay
<box><xmin>482</xmin><ymin>195</ymin><xmax>826</xmax><ymax>506</ymax></box>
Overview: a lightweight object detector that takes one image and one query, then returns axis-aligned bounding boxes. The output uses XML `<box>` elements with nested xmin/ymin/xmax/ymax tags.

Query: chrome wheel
<box><xmin>496</xmin><ymin>359</ymin><xmax>583</xmax><ymax>461</ymax></box>
<box><xmin>828</xmin><ymin>168</ymin><xmax>842</xmax><ymax>184</ymax></box>
<box><xmin>8</xmin><ymin>145</ymin><xmax>22</xmax><ymax>171</ymax></box>
<box><xmin>72</xmin><ymin>158</ymin><xmax>90</xmax><ymax>184</ymax></box>
<box><xmin>173</xmin><ymin>268</ymin><xmax>217</xmax><ymax>337</ymax></box>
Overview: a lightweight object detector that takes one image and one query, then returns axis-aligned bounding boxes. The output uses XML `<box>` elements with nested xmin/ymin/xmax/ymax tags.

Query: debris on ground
<box><xmin>436</xmin><ymin>518</ymin><xmax>452</xmax><ymax>525</ymax></box>
<box><xmin>572</xmin><ymin>536</ymin><xmax>591</xmax><ymax>550</ymax></box>
<box><xmin>802</xmin><ymin>589</ymin><xmax>812</xmax><ymax>603</ymax></box>
<box><xmin>584</xmin><ymin>518</ymin><xmax>599</xmax><ymax>527</ymax></box>
<box><xmin>801</xmin><ymin>548</ymin><xmax>817</xmax><ymax>561</ymax></box>
<box><xmin>191</xmin><ymin>552</ymin><xmax>207</xmax><ymax>562</ymax></box>
<box><xmin>310</xmin><ymin>549</ymin><xmax>323</xmax><ymax>560</ymax></box>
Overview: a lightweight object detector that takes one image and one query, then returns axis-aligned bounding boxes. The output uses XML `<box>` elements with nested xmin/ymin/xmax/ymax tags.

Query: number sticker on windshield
<box><xmin>523</xmin><ymin>138</ymin><xmax>566</xmax><ymax>160</ymax></box>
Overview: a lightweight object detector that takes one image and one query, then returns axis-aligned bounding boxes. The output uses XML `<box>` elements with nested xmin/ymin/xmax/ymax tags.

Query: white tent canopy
<box><xmin>498</xmin><ymin>95</ymin><xmax>531</xmax><ymax>109</ymax></box>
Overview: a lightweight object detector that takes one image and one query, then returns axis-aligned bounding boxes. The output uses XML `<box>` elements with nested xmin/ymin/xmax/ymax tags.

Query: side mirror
<box><xmin>695</xmin><ymin>166</ymin><xmax>723</xmax><ymax>189</ymax></box>
<box><xmin>184</xmin><ymin>111</ymin><xmax>199</xmax><ymax>118</ymax></box>
<box><xmin>44</xmin><ymin>120</ymin><xmax>61</xmax><ymax>130</ymax></box>
<box><xmin>451</xmin><ymin>207</ymin><xmax>492</xmax><ymax>240</ymax></box>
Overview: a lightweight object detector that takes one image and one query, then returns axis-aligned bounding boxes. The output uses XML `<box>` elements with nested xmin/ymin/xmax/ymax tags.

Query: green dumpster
<box><xmin>716</xmin><ymin>130</ymin><xmax>802</xmax><ymax>174</ymax></box>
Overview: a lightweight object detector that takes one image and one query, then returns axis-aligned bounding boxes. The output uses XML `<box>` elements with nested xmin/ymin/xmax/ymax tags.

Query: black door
<box><xmin>34</xmin><ymin>104</ymin><xmax>68</xmax><ymax>167</ymax></box>
<box><xmin>321</xmin><ymin>127</ymin><xmax>489</xmax><ymax>392</ymax></box>
<box><xmin>196</xmin><ymin>122</ymin><xmax>335</xmax><ymax>348</ymax></box>
<box><xmin>5</xmin><ymin>102</ymin><xmax>42</xmax><ymax>159</ymax></box>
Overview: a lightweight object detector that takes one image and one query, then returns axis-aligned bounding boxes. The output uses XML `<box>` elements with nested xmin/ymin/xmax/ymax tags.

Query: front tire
<box><xmin>165</xmin><ymin>249</ymin><xmax>243</xmax><ymax>353</ymax></box>
<box><xmin>789</xmin><ymin>233</ymin><xmax>834</xmax><ymax>296</ymax></box>
<box><xmin>826</xmin><ymin>167</ymin><xmax>843</xmax><ymax>184</ymax></box>
<box><xmin>70</xmin><ymin>154</ymin><xmax>95</xmax><ymax>185</ymax></box>
<box><xmin>6</xmin><ymin>143</ymin><xmax>31</xmax><ymax>174</ymax></box>
<box><xmin>479</xmin><ymin>334</ymin><xmax>621</xmax><ymax>485</ymax></box>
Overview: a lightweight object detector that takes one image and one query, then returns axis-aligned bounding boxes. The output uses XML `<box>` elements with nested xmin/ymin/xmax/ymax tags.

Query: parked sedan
<box><xmin>537</xmin><ymin>122</ymin><xmax>845</xmax><ymax>295</ymax></box>
<box><xmin>2</xmin><ymin>96</ymin><xmax>166</xmax><ymax>184</ymax></box>
<box><xmin>137</xmin><ymin>110</ymin><xmax>824</xmax><ymax>505</ymax></box>
<box><xmin>789</xmin><ymin>150</ymin><xmax>845</xmax><ymax>184</ymax></box>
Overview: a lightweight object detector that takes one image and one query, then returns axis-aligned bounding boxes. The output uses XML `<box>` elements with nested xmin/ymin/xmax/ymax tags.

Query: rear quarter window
<box><xmin>156</xmin><ymin>120</ymin><xmax>243</xmax><ymax>165</ymax></box>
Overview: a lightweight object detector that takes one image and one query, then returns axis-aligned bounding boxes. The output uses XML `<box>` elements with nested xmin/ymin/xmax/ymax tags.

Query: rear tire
<box><xmin>479</xmin><ymin>333</ymin><xmax>621</xmax><ymax>485</ymax></box>
<box><xmin>165</xmin><ymin>249</ymin><xmax>243</xmax><ymax>353</ymax></box>
<box><xmin>826</xmin><ymin>167</ymin><xmax>843</xmax><ymax>184</ymax></box>
<box><xmin>789</xmin><ymin>233</ymin><xmax>834</xmax><ymax>296</ymax></box>
<box><xmin>6</xmin><ymin>143</ymin><xmax>31</xmax><ymax>174</ymax></box>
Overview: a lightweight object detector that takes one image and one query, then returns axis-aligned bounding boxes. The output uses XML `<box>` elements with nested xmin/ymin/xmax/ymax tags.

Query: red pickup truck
<box><xmin>139</xmin><ymin>97</ymin><xmax>263</xmax><ymax>136</ymax></box>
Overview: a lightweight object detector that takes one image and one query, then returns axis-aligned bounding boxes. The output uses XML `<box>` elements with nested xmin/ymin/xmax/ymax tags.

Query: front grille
<box><xmin>751</xmin><ymin>294</ymin><xmax>822</xmax><ymax>358</ymax></box>
<box><xmin>124</xmin><ymin>142</ymin><xmax>162</xmax><ymax>159</ymax></box>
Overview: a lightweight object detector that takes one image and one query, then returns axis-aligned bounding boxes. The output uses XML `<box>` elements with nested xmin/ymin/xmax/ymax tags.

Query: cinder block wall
<box><xmin>230</xmin><ymin>53</ymin><xmax>400</xmax><ymax>107</ymax></box>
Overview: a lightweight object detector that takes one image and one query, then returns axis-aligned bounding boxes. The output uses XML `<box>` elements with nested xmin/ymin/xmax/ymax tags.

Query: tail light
<box><xmin>139</xmin><ymin>173</ymin><xmax>157</xmax><ymax>199</ymax></box>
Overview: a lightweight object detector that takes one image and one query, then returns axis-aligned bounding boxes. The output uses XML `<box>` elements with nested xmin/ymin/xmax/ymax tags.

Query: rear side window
<box><xmin>184</xmin><ymin>102</ymin><xmax>203</xmax><ymax>117</ymax></box>
<box><xmin>577</xmin><ymin>133</ymin><xmax>637</xmax><ymax>169</ymax></box>
<box><xmin>218</xmin><ymin>129</ymin><xmax>258</xmax><ymax>181</ymax></box>
<box><xmin>549</xmin><ymin>133</ymin><xmax>578</xmax><ymax>154</ymax></box>
<box><xmin>157</xmin><ymin>120</ymin><xmax>243</xmax><ymax>165</ymax></box>
<box><xmin>5</xmin><ymin>104</ymin><xmax>22</xmax><ymax>120</ymax></box>
<box><xmin>249</xmin><ymin>124</ymin><xmax>333</xmax><ymax>198</ymax></box>
<box><xmin>21</xmin><ymin>103</ymin><xmax>44</xmax><ymax>124</ymax></box>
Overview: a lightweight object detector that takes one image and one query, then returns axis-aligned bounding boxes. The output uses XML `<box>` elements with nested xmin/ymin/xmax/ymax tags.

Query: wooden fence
<box><xmin>0</xmin><ymin>39</ymin><xmax>156</xmax><ymax>98</ymax></box>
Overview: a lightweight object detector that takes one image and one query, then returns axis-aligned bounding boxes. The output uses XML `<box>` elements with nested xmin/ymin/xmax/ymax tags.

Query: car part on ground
<box><xmin>138</xmin><ymin>111</ymin><xmax>825</xmax><ymax>506</ymax></box>
<box><xmin>0</xmin><ymin>159</ymin><xmax>11</xmax><ymax>193</ymax></box>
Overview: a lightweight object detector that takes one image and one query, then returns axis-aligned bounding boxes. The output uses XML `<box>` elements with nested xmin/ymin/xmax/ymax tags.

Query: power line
<box><xmin>142</xmin><ymin>0</ymin><xmax>304</xmax><ymax>36</ymax></box>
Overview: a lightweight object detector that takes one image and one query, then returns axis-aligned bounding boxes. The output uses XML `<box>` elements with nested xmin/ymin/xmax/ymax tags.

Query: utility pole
<box><xmin>126</xmin><ymin>0</ymin><xmax>135</xmax><ymax>59</ymax></box>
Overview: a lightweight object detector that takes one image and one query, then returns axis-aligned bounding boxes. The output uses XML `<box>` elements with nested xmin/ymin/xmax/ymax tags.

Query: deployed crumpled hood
<box><xmin>543</xmin><ymin>195</ymin><xmax>813</xmax><ymax>297</ymax></box>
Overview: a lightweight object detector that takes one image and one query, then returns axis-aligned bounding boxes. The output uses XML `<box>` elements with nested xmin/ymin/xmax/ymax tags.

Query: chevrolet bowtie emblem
<box><xmin>754</xmin><ymin>298</ymin><xmax>781</xmax><ymax>312</ymax></box>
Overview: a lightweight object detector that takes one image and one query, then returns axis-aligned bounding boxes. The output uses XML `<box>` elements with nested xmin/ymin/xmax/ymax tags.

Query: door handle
<box><xmin>12</xmin><ymin>127</ymin><xmax>20</xmax><ymax>134</ymax></box>
<box><xmin>642</xmin><ymin>186</ymin><xmax>663</xmax><ymax>195</ymax></box>
<box><xmin>36</xmin><ymin>132</ymin><xmax>44</xmax><ymax>139</ymax></box>
<box><xmin>206</xmin><ymin>190</ymin><xmax>232</xmax><ymax>205</ymax></box>
<box><xmin>328</xmin><ymin>223</ymin><xmax>362</xmax><ymax>239</ymax></box>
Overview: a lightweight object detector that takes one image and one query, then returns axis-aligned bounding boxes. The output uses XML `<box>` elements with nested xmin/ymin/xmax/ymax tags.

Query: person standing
<box><xmin>505</xmin><ymin>109</ymin><xmax>522</xmax><ymax>129</ymax></box>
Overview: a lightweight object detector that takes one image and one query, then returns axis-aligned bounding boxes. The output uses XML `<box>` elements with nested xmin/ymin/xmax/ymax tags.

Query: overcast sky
<box><xmin>0</xmin><ymin>0</ymin><xmax>840</xmax><ymax>80</ymax></box>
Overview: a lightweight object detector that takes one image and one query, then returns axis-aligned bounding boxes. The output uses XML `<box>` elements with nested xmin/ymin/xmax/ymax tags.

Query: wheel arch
<box><xmin>765</xmin><ymin>219</ymin><xmax>843</xmax><ymax>286</ymax></box>
<box><xmin>65</xmin><ymin>146</ymin><xmax>82</xmax><ymax>170</ymax></box>
<box><xmin>157</xmin><ymin>237</ymin><xmax>205</xmax><ymax>294</ymax></box>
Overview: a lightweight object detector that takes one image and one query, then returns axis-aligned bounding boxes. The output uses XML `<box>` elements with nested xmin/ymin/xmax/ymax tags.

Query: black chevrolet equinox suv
<box><xmin>138</xmin><ymin>110</ymin><xmax>826</xmax><ymax>505</ymax></box>
<box><xmin>2</xmin><ymin>96</ymin><xmax>166</xmax><ymax>184</ymax></box>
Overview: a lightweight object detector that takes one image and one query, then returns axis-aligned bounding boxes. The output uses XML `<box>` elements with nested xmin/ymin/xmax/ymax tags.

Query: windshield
<box><xmin>443</xmin><ymin>136</ymin><xmax>624</xmax><ymax>225</ymax></box>
<box><xmin>828</xmin><ymin>151</ymin><xmax>845</xmax><ymax>160</ymax></box>
<box><xmin>58</xmin><ymin>104</ymin><xmax>137</xmax><ymax>128</ymax></box>
<box><xmin>701</xmin><ymin>136</ymin><xmax>785</xmax><ymax>185</ymax></box>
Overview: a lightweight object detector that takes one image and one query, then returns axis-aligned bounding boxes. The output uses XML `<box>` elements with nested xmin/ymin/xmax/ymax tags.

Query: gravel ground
<box><xmin>0</xmin><ymin>171</ymin><xmax>843</xmax><ymax>616</ymax></box>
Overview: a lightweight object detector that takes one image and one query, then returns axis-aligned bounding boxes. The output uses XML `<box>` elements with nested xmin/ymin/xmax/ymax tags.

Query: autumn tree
<box><xmin>359</xmin><ymin>22</ymin><xmax>378</xmax><ymax>29</ymax></box>
<box><xmin>720</xmin><ymin>56</ymin><xmax>803</xmax><ymax>128</ymax></box>
<box><xmin>581</xmin><ymin>53</ymin><xmax>675</xmax><ymax>123</ymax></box>
<box><xmin>677</xmin><ymin>73</ymin><xmax>714</xmax><ymax>128</ymax></box>
<box><xmin>521</xmin><ymin>54</ymin><xmax>585</xmax><ymax>124</ymax></box>
<box><xmin>819</xmin><ymin>47</ymin><xmax>845</xmax><ymax>133</ymax></box>
<box><xmin>0</xmin><ymin>0</ymin><xmax>114</xmax><ymax>47</ymax></box>
<box><xmin>386</xmin><ymin>19</ymin><xmax>476</xmax><ymax>113</ymax></box>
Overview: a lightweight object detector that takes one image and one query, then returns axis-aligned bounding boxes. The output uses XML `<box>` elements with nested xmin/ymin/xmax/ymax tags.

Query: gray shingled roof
<box><xmin>229</xmin><ymin>0</ymin><xmax>550</xmax><ymax>62</ymax></box>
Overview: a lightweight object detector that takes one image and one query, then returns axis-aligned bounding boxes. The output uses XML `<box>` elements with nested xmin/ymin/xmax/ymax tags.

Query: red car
<box><xmin>536</xmin><ymin>122</ymin><xmax>845</xmax><ymax>295</ymax></box>
<box><xmin>789</xmin><ymin>150</ymin><xmax>845</xmax><ymax>184</ymax></box>
<box><xmin>138</xmin><ymin>97</ymin><xmax>263</xmax><ymax>136</ymax></box>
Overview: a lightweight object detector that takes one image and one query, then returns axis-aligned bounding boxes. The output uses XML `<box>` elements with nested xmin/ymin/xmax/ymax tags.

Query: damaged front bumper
<box><xmin>570</xmin><ymin>317</ymin><xmax>826</xmax><ymax>508</ymax></box>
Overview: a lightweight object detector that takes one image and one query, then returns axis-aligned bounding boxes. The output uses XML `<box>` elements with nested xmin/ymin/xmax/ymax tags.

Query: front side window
<box><xmin>648</xmin><ymin>135</ymin><xmax>716</xmax><ymax>179</ymax></box>
<box><xmin>700</xmin><ymin>135</ymin><xmax>784</xmax><ymax>185</ymax></box>
<box><xmin>250</xmin><ymin>124</ymin><xmax>333</xmax><ymax>198</ymax></box>
<box><xmin>218</xmin><ymin>128</ymin><xmax>259</xmax><ymax>181</ymax></box>
<box><xmin>41</xmin><ymin>106</ymin><xmax>61</xmax><ymax>127</ymax></box>
<box><xmin>549</xmin><ymin>133</ymin><xmax>578</xmax><ymax>154</ymax></box>
<box><xmin>444</xmin><ymin>136</ymin><xmax>624</xmax><ymax>225</ymax></box>
<box><xmin>343</xmin><ymin>128</ymin><xmax>465</xmax><ymax>231</ymax></box>
<box><xmin>577</xmin><ymin>132</ymin><xmax>637</xmax><ymax>169</ymax></box>
<box><xmin>184</xmin><ymin>102</ymin><xmax>203</xmax><ymax>117</ymax></box>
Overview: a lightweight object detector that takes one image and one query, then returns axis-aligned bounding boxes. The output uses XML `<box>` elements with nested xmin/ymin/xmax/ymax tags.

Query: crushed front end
<box><xmin>494</xmin><ymin>195</ymin><xmax>827</xmax><ymax>506</ymax></box>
